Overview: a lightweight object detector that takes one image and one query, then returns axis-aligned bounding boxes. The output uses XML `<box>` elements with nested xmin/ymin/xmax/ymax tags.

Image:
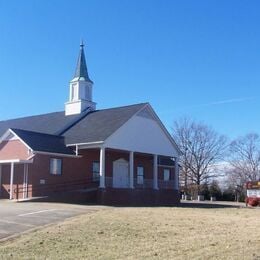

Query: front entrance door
<box><xmin>113</xmin><ymin>159</ymin><xmax>129</xmax><ymax>188</ymax></box>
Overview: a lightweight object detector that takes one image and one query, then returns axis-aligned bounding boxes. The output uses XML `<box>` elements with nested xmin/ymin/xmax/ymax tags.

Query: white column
<box><xmin>129</xmin><ymin>151</ymin><xmax>134</xmax><ymax>189</ymax></box>
<box><xmin>174</xmin><ymin>157</ymin><xmax>179</xmax><ymax>190</ymax></box>
<box><xmin>25</xmin><ymin>164</ymin><xmax>29</xmax><ymax>198</ymax></box>
<box><xmin>99</xmin><ymin>147</ymin><xmax>106</xmax><ymax>188</ymax></box>
<box><xmin>0</xmin><ymin>165</ymin><xmax>2</xmax><ymax>196</ymax></box>
<box><xmin>153</xmin><ymin>154</ymin><xmax>158</xmax><ymax>190</ymax></box>
<box><xmin>23</xmin><ymin>164</ymin><xmax>29</xmax><ymax>199</ymax></box>
<box><xmin>10</xmin><ymin>162</ymin><xmax>14</xmax><ymax>200</ymax></box>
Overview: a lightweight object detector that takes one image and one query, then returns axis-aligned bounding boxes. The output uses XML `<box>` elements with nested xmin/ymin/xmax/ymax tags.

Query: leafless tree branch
<box><xmin>172</xmin><ymin>117</ymin><xmax>227</xmax><ymax>194</ymax></box>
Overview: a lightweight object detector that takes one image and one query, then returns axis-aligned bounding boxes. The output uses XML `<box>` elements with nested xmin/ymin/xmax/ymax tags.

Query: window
<box><xmin>137</xmin><ymin>166</ymin><xmax>144</xmax><ymax>185</ymax></box>
<box><xmin>92</xmin><ymin>161</ymin><xmax>100</xmax><ymax>181</ymax></box>
<box><xmin>163</xmin><ymin>169</ymin><xmax>170</xmax><ymax>181</ymax></box>
<box><xmin>50</xmin><ymin>158</ymin><xmax>62</xmax><ymax>175</ymax></box>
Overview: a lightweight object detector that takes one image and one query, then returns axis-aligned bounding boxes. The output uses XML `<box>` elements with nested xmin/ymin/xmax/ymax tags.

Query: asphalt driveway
<box><xmin>0</xmin><ymin>200</ymin><xmax>105</xmax><ymax>241</ymax></box>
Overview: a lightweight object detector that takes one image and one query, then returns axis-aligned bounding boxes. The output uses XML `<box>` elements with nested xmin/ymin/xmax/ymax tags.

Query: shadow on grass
<box><xmin>178</xmin><ymin>201</ymin><xmax>242</xmax><ymax>209</ymax></box>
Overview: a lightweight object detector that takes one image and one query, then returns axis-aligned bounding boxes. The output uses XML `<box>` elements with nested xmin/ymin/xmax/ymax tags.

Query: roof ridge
<box><xmin>96</xmin><ymin>102</ymin><xmax>149</xmax><ymax>112</ymax></box>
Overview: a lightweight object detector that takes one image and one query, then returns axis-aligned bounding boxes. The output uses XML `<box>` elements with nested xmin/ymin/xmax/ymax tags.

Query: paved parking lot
<box><xmin>0</xmin><ymin>200</ymin><xmax>105</xmax><ymax>241</ymax></box>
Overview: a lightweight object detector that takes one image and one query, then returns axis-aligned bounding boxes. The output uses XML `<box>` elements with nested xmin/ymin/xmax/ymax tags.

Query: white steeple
<box><xmin>65</xmin><ymin>41</ymin><xmax>96</xmax><ymax>116</ymax></box>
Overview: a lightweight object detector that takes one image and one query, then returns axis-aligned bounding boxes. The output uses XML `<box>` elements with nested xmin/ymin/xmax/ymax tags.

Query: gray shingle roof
<box><xmin>11</xmin><ymin>129</ymin><xmax>75</xmax><ymax>155</ymax></box>
<box><xmin>63</xmin><ymin>103</ymin><xmax>147</xmax><ymax>144</ymax></box>
<box><xmin>0</xmin><ymin>103</ymin><xmax>147</xmax><ymax>148</ymax></box>
<box><xmin>0</xmin><ymin>112</ymin><xmax>83</xmax><ymax>137</ymax></box>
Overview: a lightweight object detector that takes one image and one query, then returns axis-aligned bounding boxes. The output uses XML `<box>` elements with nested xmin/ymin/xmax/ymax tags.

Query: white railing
<box><xmin>134</xmin><ymin>178</ymin><xmax>153</xmax><ymax>189</ymax></box>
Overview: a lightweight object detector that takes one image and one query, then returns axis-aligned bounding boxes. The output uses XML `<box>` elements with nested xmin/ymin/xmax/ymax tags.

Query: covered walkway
<box><xmin>0</xmin><ymin>160</ymin><xmax>33</xmax><ymax>200</ymax></box>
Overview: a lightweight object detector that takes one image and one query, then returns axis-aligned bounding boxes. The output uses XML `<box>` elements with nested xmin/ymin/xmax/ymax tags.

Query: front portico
<box><xmin>68</xmin><ymin>143</ymin><xmax>179</xmax><ymax>205</ymax></box>
<box><xmin>96</xmin><ymin>147</ymin><xmax>179</xmax><ymax>191</ymax></box>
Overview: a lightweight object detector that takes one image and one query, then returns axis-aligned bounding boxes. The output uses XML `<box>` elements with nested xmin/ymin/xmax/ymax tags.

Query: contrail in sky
<box><xmin>191</xmin><ymin>97</ymin><xmax>255</xmax><ymax>108</ymax></box>
<box><xmin>160</xmin><ymin>96</ymin><xmax>256</xmax><ymax>115</ymax></box>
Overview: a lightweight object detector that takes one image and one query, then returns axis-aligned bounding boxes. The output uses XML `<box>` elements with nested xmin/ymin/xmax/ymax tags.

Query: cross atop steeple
<box><xmin>80</xmin><ymin>39</ymin><xmax>84</xmax><ymax>47</ymax></box>
<box><xmin>73</xmin><ymin>40</ymin><xmax>93</xmax><ymax>83</ymax></box>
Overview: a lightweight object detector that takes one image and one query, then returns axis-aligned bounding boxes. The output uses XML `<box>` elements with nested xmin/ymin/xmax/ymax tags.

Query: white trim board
<box><xmin>0</xmin><ymin>159</ymin><xmax>34</xmax><ymax>164</ymax></box>
<box><xmin>33</xmin><ymin>151</ymin><xmax>80</xmax><ymax>158</ymax></box>
<box><xmin>0</xmin><ymin>129</ymin><xmax>33</xmax><ymax>152</ymax></box>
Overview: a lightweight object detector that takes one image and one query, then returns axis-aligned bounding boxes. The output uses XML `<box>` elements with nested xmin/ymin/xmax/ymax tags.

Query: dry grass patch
<box><xmin>0</xmin><ymin>206</ymin><xmax>259</xmax><ymax>259</ymax></box>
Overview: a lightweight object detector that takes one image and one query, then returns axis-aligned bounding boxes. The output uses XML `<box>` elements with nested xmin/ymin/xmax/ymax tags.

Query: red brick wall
<box><xmin>0</xmin><ymin>149</ymin><xmax>100</xmax><ymax>199</ymax></box>
<box><xmin>0</xmin><ymin>140</ymin><xmax>31</xmax><ymax>160</ymax></box>
<box><xmin>29</xmin><ymin>149</ymin><xmax>99</xmax><ymax>184</ymax></box>
<box><xmin>98</xmin><ymin>188</ymin><xmax>180</xmax><ymax>206</ymax></box>
<box><xmin>27</xmin><ymin>149</ymin><xmax>100</xmax><ymax>198</ymax></box>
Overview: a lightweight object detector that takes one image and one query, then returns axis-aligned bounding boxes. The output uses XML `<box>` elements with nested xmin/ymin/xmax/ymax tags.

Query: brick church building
<box><xmin>0</xmin><ymin>43</ymin><xmax>180</xmax><ymax>205</ymax></box>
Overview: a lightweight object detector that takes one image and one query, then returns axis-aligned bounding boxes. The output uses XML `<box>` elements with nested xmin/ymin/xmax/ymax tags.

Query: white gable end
<box><xmin>105</xmin><ymin>114</ymin><xmax>178</xmax><ymax>157</ymax></box>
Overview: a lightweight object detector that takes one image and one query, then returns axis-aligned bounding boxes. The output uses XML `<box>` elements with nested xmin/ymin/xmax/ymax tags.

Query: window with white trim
<box><xmin>92</xmin><ymin>161</ymin><xmax>100</xmax><ymax>181</ymax></box>
<box><xmin>163</xmin><ymin>169</ymin><xmax>170</xmax><ymax>181</ymax></box>
<box><xmin>137</xmin><ymin>166</ymin><xmax>144</xmax><ymax>185</ymax></box>
<box><xmin>50</xmin><ymin>158</ymin><xmax>62</xmax><ymax>175</ymax></box>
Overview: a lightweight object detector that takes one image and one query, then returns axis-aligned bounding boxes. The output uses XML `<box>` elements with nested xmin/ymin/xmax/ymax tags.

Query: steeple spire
<box><xmin>74</xmin><ymin>40</ymin><xmax>93</xmax><ymax>83</ymax></box>
<box><xmin>65</xmin><ymin>41</ymin><xmax>96</xmax><ymax>116</ymax></box>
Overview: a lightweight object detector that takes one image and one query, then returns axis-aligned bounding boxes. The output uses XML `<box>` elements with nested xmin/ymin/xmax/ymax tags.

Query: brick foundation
<box><xmin>97</xmin><ymin>188</ymin><xmax>180</xmax><ymax>206</ymax></box>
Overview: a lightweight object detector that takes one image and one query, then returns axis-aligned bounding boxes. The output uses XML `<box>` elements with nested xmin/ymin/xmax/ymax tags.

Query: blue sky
<box><xmin>0</xmin><ymin>1</ymin><xmax>260</xmax><ymax>138</ymax></box>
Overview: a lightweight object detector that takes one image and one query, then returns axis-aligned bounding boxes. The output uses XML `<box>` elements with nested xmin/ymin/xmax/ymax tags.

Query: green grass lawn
<box><xmin>0</xmin><ymin>206</ymin><xmax>259</xmax><ymax>259</ymax></box>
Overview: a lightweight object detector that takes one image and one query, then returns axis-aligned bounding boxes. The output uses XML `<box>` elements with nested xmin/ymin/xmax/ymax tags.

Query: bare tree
<box><xmin>172</xmin><ymin>118</ymin><xmax>227</xmax><ymax>195</ymax></box>
<box><xmin>228</xmin><ymin>133</ymin><xmax>260</xmax><ymax>184</ymax></box>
